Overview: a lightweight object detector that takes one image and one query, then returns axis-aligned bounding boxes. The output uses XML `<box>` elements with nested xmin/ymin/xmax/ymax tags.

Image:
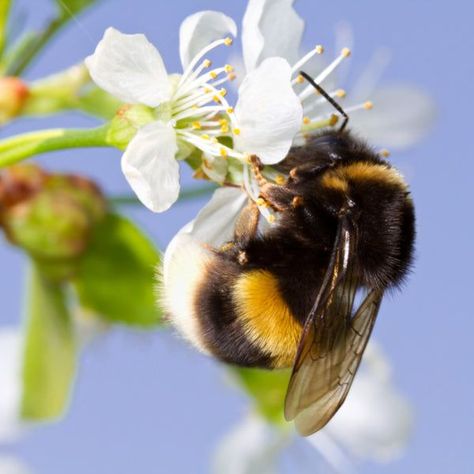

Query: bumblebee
<box><xmin>161</xmin><ymin>72</ymin><xmax>415</xmax><ymax>436</ymax></box>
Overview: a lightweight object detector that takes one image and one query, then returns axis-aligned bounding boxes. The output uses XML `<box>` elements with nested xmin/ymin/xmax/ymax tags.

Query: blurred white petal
<box><xmin>121</xmin><ymin>121</ymin><xmax>179</xmax><ymax>212</ymax></box>
<box><xmin>242</xmin><ymin>0</ymin><xmax>304</xmax><ymax>72</ymax></box>
<box><xmin>0</xmin><ymin>457</ymin><xmax>31</xmax><ymax>474</ymax></box>
<box><xmin>234</xmin><ymin>57</ymin><xmax>303</xmax><ymax>164</ymax></box>
<box><xmin>310</xmin><ymin>342</ymin><xmax>413</xmax><ymax>462</ymax></box>
<box><xmin>212</xmin><ymin>412</ymin><xmax>288</xmax><ymax>474</ymax></box>
<box><xmin>350</xmin><ymin>85</ymin><xmax>436</xmax><ymax>149</ymax></box>
<box><xmin>179</xmin><ymin>11</ymin><xmax>237</xmax><ymax>69</ymax></box>
<box><xmin>85</xmin><ymin>27</ymin><xmax>171</xmax><ymax>107</ymax></box>
<box><xmin>0</xmin><ymin>328</ymin><xmax>24</xmax><ymax>443</ymax></box>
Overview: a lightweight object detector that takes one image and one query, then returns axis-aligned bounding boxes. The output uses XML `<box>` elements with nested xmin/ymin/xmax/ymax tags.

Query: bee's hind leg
<box><xmin>234</xmin><ymin>199</ymin><xmax>260</xmax><ymax>245</ymax></box>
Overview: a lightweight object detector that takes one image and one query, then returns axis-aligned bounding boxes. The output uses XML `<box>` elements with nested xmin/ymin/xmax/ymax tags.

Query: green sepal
<box><xmin>73</xmin><ymin>213</ymin><xmax>162</xmax><ymax>326</ymax></box>
<box><xmin>232</xmin><ymin>367</ymin><xmax>291</xmax><ymax>426</ymax></box>
<box><xmin>21</xmin><ymin>264</ymin><xmax>77</xmax><ymax>420</ymax></box>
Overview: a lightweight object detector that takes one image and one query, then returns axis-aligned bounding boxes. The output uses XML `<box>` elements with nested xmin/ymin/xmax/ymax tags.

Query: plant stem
<box><xmin>110</xmin><ymin>184</ymin><xmax>217</xmax><ymax>207</ymax></box>
<box><xmin>0</xmin><ymin>0</ymin><xmax>11</xmax><ymax>58</ymax></box>
<box><xmin>0</xmin><ymin>125</ymin><xmax>110</xmax><ymax>168</ymax></box>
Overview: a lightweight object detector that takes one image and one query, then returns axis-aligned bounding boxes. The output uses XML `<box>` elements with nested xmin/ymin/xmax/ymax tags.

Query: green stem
<box><xmin>110</xmin><ymin>184</ymin><xmax>216</xmax><ymax>207</ymax></box>
<box><xmin>0</xmin><ymin>0</ymin><xmax>11</xmax><ymax>58</ymax></box>
<box><xmin>7</xmin><ymin>17</ymin><xmax>65</xmax><ymax>76</ymax></box>
<box><xmin>0</xmin><ymin>125</ymin><xmax>111</xmax><ymax>167</ymax></box>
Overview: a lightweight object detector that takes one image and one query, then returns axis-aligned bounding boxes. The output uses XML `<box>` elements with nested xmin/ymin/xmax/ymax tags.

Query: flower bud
<box><xmin>0</xmin><ymin>77</ymin><xmax>30</xmax><ymax>124</ymax></box>
<box><xmin>0</xmin><ymin>164</ymin><xmax>106</xmax><ymax>277</ymax></box>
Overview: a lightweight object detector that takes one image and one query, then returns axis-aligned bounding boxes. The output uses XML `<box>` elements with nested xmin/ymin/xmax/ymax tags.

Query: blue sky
<box><xmin>1</xmin><ymin>0</ymin><xmax>473</xmax><ymax>472</ymax></box>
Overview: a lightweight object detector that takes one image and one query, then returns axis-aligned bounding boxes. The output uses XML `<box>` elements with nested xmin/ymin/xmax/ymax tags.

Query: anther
<box><xmin>210</xmin><ymin>71</ymin><xmax>218</xmax><ymax>79</ymax></box>
<box><xmin>224</xmin><ymin>37</ymin><xmax>233</xmax><ymax>46</ymax></box>
<box><xmin>233</xmin><ymin>128</ymin><xmax>241</xmax><ymax>135</ymax></box>
<box><xmin>256</xmin><ymin>197</ymin><xmax>266</xmax><ymax>206</ymax></box>
<box><xmin>336</xmin><ymin>89</ymin><xmax>346</xmax><ymax>98</ymax></box>
<box><xmin>226</xmin><ymin>107</ymin><xmax>234</xmax><ymax>114</ymax></box>
<box><xmin>192</xmin><ymin>121</ymin><xmax>202</xmax><ymax>130</ymax></box>
<box><xmin>292</xmin><ymin>196</ymin><xmax>304</xmax><ymax>208</ymax></box>
<box><xmin>219</xmin><ymin>88</ymin><xmax>227</xmax><ymax>97</ymax></box>
<box><xmin>364</xmin><ymin>101</ymin><xmax>374</xmax><ymax>110</ymax></box>
<box><xmin>275</xmin><ymin>175</ymin><xmax>286</xmax><ymax>185</ymax></box>
<box><xmin>203</xmin><ymin>59</ymin><xmax>212</xmax><ymax>68</ymax></box>
<box><xmin>267</xmin><ymin>214</ymin><xmax>276</xmax><ymax>224</ymax></box>
<box><xmin>379</xmin><ymin>148</ymin><xmax>391</xmax><ymax>158</ymax></box>
<box><xmin>329</xmin><ymin>114</ymin><xmax>339</xmax><ymax>126</ymax></box>
<box><xmin>303</xmin><ymin>116</ymin><xmax>311</xmax><ymax>125</ymax></box>
<box><xmin>220</xmin><ymin>147</ymin><xmax>228</xmax><ymax>157</ymax></box>
<box><xmin>289</xmin><ymin>168</ymin><xmax>298</xmax><ymax>179</ymax></box>
<box><xmin>296</xmin><ymin>74</ymin><xmax>305</xmax><ymax>84</ymax></box>
<box><xmin>341</xmin><ymin>47</ymin><xmax>351</xmax><ymax>58</ymax></box>
<box><xmin>224</xmin><ymin>64</ymin><xmax>234</xmax><ymax>73</ymax></box>
<box><xmin>201</xmin><ymin>134</ymin><xmax>210</xmax><ymax>140</ymax></box>
<box><xmin>315</xmin><ymin>44</ymin><xmax>324</xmax><ymax>54</ymax></box>
<box><xmin>227</xmin><ymin>72</ymin><xmax>236</xmax><ymax>81</ymax></box>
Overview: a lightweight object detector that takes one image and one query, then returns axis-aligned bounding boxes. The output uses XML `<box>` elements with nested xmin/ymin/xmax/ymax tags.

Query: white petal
<box><xmin>212</xmin><ymin>412</ymin><xmax>287</xmax><ymax>474</ymax></box>
<box><xmin>85</xmin><ymin>27</ymin><xmax>171</xmax><ymax>107</ymax></box>
<box><xmin>234</xmin><ymin>57</ymin><xmax>303</xmax><ymax>164</ymax></box>
<box><xmin>242</xmin><ymin>0</ymin><xmax>304</xmax><ymax>72</ymax></box>
<box><xmin>0</xmin><ymin>328</ymin><xmax>25</xmax><ymax>443</ymax></box>
<box><xmin>179</xmin><ymin>11</ymin><xmax>237</xmax><ymax>69</ymax></box>
<box><xmin>0</xmin><ymin>457</ymin><xmax>31</xmax><ymax>474</ymax></box>
<box><xmin>350</xmin><ymin>85</ymin><xmax>436</xmax><ymax>149</ymax></box>
<box><xmin>311</xmin><ymin>343</ymin><xmax>413</xmax><ymax>462</ymax></box>
<box><xmin>121</xmin><ymin>121</ymin><xmax>179</xmax><ymax>212</ymax></box>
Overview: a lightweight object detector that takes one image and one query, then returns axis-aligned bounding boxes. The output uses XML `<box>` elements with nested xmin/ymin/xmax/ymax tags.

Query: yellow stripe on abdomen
<box><xmin>233</xmin><ymin>270</ymin><xmax>302</xmax><ymax>368</ymax></box>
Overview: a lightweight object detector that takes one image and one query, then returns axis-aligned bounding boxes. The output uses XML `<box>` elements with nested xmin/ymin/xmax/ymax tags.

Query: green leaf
<box><xmin>54</xmin><ymin>0</ymin><xmax>98</xmax><ymax>16</ymax></box>
<box><xmin>233</xmin><ymin>367</ymin><xmax>291</xmax><ymax>426</ymax></box>
<box><xmin>21</xmin><ymin>265</ymin><xmax>77</xmax><ymax>420</ymax></box>
<box><xmin>0</xmin><ymin>0</ymin><xmax>11</xmax><ymax>58</ymax></box>
<box><xmin>74</xmin><ymin>213</ymin><xmax>161</xmax><ymax>326</ymax></box>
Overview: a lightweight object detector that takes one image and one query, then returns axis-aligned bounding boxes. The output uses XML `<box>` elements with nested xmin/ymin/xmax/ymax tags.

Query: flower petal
<box><xmin>350</xmin><ymin>85</ymin><xmax>436</xmax><ymax>149</ymax></box>
<box><xmin>212</xmin><ymin>412</ymin><xmax>287</xmax><ymax>474</ymax></box>
<box><xmin>0</xmin><ymin>328</ymin><xmax>24</xmax><ymax>443</ymax></box>
<box><xmin>121</xmin><ymin>121</ymin><xmax>179</xmax><ymax>212</ymax></box>
<box><xmin>85</xmin><ymin>27</ymin><xmax>171</xmax><ymax>107</ymax></box>
<box><xmin>242</xmin><ymin>0</ymin><xmax>304</xmax><ymax>72</ymax></box>
<box><xmin>311</xmin><ymin>343</ymin><xmax>413</xmax><ymax>462</ymax></box>
<box><xmin>179</xmin><ymin>11</ymin><xmax>237</xmax><ymax>70</ymax></box>
<box><xmin>234</xmin><ymin>57</ymin><xmax>303</xmax><ymax>164</ymax></box>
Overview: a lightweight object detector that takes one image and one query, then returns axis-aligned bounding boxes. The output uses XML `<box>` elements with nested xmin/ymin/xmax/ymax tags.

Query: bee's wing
<box><xmin>284</xmin><ymin>215</ymin><xmax>384</xmax><ymax>436</ymax></box>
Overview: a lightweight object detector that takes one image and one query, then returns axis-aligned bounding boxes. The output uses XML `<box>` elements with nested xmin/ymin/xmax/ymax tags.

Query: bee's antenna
<box><xmin>299</xmin><ymin>71</ymin><xmax>349</xmax><ymax>132</ymax></box>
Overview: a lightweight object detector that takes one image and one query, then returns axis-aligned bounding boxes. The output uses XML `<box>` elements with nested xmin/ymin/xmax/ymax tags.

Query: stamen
<box><xmin>224</xmin><ymin>64</ymin><xmax>234</xmax><ymax>73</ymax></box>
<box><xmin>192</xmin><ymin>121</ymin><xmax>201</xmax><ymax>130</ymax></box>
<box><xmin>233</xmin><ymin>128</ymin><xmax>241</xmax><ymax>135</ymax></box>
<box><xmin>291</xmin><ymin>44</ymin><xmax>325</xmax><ymax>75</ymax></box>
<box><xmin>379</xmin><ymin>148</ymin><xmax>391</xmax><ymax>158</ymax></box>
<box><xmin>275</xmin><ymin>175</ymin><xmax>286</xmax><ymax>185</ymax></box>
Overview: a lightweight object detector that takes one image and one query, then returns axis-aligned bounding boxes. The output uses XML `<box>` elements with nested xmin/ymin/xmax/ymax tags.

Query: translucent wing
<box><xmin>284</xmin><ymin>214</ymin><xmax>384</xmax><ymax>436</ymax></box>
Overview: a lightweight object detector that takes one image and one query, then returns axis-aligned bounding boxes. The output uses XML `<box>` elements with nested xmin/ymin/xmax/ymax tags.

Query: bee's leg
<box><xmin>234</xmin><ymin>199</ymin><xmax>260</xmax><ymax>244</ymax></box>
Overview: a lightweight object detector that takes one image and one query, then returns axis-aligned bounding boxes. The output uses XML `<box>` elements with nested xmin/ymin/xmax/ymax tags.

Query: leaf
<box><xmin>233</xmin><ymin>367</ymin><xmax>291</xmax><ymax>426</ymax></box>
<box><xmin>74</xmin><ymin>213</ymin><xmax>161</xmax><ymax>326</ymax></box>
<box><xmin>54</xmin><ymin>0</ymin><xmax>98</xmax><ymax>16</ymax></box>
<box><xmin>21</xmin><ymin>264</ymin><xmax>77</xmax><ymax>420</ymax></box>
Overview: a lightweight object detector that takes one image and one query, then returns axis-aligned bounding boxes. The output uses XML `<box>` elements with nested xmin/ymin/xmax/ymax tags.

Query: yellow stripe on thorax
<box><xmin>233</xmin><ymin>270</ymin><xmax>302</xmax><ymax>368</ymax></box>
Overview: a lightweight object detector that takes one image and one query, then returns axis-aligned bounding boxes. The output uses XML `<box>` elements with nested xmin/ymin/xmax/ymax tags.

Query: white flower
<box><xmin>85</xmin><ymin>14</ymin><xmax>302</xmax><ymax>212</ymax></box>
<box><xmin>0</xmin><ymin>328</ymin><xmax>25</xmax><ymax>444</ymax></box>
<box><xmin>213</xmin><ymin>343</ymin><xmax>412</xmax><ymax>473</ymax></box>
<box><xmin>0</xmin><ymin>457</ymin><xmax>32</xmax><ymax>474</ymax></box>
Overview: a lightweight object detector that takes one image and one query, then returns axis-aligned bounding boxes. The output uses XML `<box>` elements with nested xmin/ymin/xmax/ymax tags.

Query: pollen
<box><xmin>224</xmin><ymin>37</ymin><xmax>233</xmax><ymax>46</ymax></box>
<box><xmin>209</xmin><ymin>71</ymin><xmax>218</xmax><ymax>79</ymax></box>
<box><xmin>219</xmin><ymin>88</ymin><xmax>227</xmax><ymax>97</ymax></box>
<box><xmin>220</xmin><ymin>123</ymin><xmax>229</xmax><ymax>133</ymax></box>
<box><xmin>315</xmin><ymin>44</ymin><xmax>324</xmax><ymax>54</ymax></box>
<box><xmin>336</xmin><ymin>89</ymin><xmax>346</xmax><ymax>98</ymax></box>
<box><xmin>256</xmin><ymin>197</ymin><xmax>266</xmax><ymax>206</ymax></box>
<box><xmin>227</xmin><ymin>72</ymin><xmax>237</xmax><ymax>81</ymax></box>
<box><xmin>192</xmin><ymin>121</ymin><xmax>202</xmax><ymax>130</ymax></box>
<box><xmin>275</xmin><ymin>175</ymin><xmax>286</xmax><ymax>185</ymax></box>
<box><xmin>201</xmin><ymin>134</ymin><xmax>210</xmax><ymax>140</ymax></box>
<box><xmin>224</xmin><ymin>64</ymin><xmax>234</xmax><ymax>73</ymax></box>
<box><xmin>296</xmin><ymin>74</ymin><xmax>305</xmax><ymax>84</ymax></box>
<box><xmin>203</xmin><ymin>59</ymin><xmax>212</xmax><ymax>68</ymax></box>
<box><xmin>267</xmin><ymin>214</ymin><xmax>276</xmax><ymax>224</ymax></box>
<box><xmin>341</xmin><ymin>47</ymin><xmax>351</xmax><ymax>58</ymax></box>
<box><xmin>303</xmin><ymin>116</ymin><xmax>311</xmax><ymax>125</ymax></box>
<box><xmin>213</xmin><ymin>95</ymin><xmax>221</xmax><ymax>103</ymax></box>
<box><xmin>204</xmin><ymin>87</ymin><xmax>211</xmax><ymax>93</ymax></box>
<box><xmin>379</xmin><ymin>148</ymin><xmax>391</xmax><ymax>158</ymax></box>
<box><xmin>233</xmin><ymin>127</ymin><xmax>241</xmax><ymax>135</ymax></box>
<box><xmin>226</xmin><ymin>107</ymin><xmax>234</xmax><ymax>114</ymax></box>
<box><xmin>220</xmin><ymin>147</ymin><xmax>228</xmax><ymax>157</ymax></box>
<box><xmin>329</xmin><ymin>114</ymin><xmax>339</xmax><ymax>126</ymax></box>
<box><xmin>364</xmin><ymin>101</ymin><xmax>374</xmax><ymax>110</ymax></box>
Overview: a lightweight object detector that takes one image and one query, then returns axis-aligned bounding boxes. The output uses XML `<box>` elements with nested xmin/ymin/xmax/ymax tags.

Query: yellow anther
<box><xmin>210</xmin><ymin>71</ymin><xmax>218</xmax><ymax>79</ymax></box>
<box><xmin>256</xmin><ymin>197</ymin><xmax>266</xmax><ymax>206</ymax></box>
<box><xmin>192</xmin><ymin>105</ymin><xmax>199</xmax><ymax>109</ymax></box>
<box><xmin>219</xmin><ymin>88</ymin><xmax>227</xmax><ymax>97</ymax></box>
<box><xmin>329</xmin><ymin>114</ymin><xmax>339</xmax><ymax>126</ymax></box>
<box><xmin>296</xmin><ymin>74</ymin><xmax>305</xmax><ymax>84</ymax></box>
<box><xmin>226</xmin><ymin>107</ymin><xmax>234</xmax><ymax>114</ymax></box>
<box><xmin>203</xmin><ymin>59</ymin><xmax>212</xmax><ymax>68</ymax></box>
<box><xmin>341</xmin><ymin>47</ymin><xmax>351</xmax><ymax>58</ymax></box>
<box><xmin>220</xmin><ymin>124</ymin><xmax>229</xmax><ymax>133</ymax></box>
<box><xmin>379</xmin><ymin>148</ymin><xmax>391</xmax><ymax>158</ymax></box>
<box><xmin>275</xmin><ymin>175</ymin><xmax>286</xmax><ymax>185</ymax></box>
<box><xmin>303</xmin><ymin>116</ymin><xmax>311</xmax><ymax>125</ymax></box>
<box><xmin>267</xmin><ymin>214</ymin><xmax>276</xmax><ymax>224</ymax></box>
<box><xmin>220</xmin><ymin>147</ymin><xmax>228</xmax><ymax>157</ymax></box>
<box><xmin>227</xmin><ymin>72</ymin><xmax>237</xmax><ymax>81</ymax></box>
<box><xmin>213</xmin><ymin>95</ymin><xmax>221</xmax><ymax>103</ymax></box>
<box><xmin>233</xmin><ymin>128</ymin><xmax>241</xmax><ymax>135</ymax></box>
<box><xmin>336</xmin><ymin>89</ymin><xmax>346</xmax><ymax>98</ymax></box>
<box><xmin>219</xmin><ymin>118</ymin><xmax>228</xmax><ymax>125</ymax></box>
<box><xmin>204</xmin><ymin>87</ymin><xmax>211</xmax><ymax>93</ymax></box>
<box><xmin>224</xmin><ymin>37</ymin><xmax>233</xmax><ymax>46</ymax></box>
<box><xmin>201</xmin><ymin>134</ymin><xmax>210</xmax><ymax>140</ymax></box>
<box><xmin>315</xmin><ymin>44</ymin><xmax>324</xmax><ymax>54</ymax></box>
<box><xmin>364</xmin><ymin>101</ymin><xmax>374</xmax><ymax>110</ymax></box>
<box><xmin>224</xmin><ymin>64</ymin><xmax>234</xmax><ymax>73</ymax></box>
<box><xmin>192</xmin><ymin>121</ymin><xmax>202</xmax><ymax>130</ymax></box>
